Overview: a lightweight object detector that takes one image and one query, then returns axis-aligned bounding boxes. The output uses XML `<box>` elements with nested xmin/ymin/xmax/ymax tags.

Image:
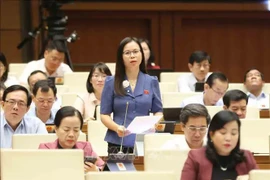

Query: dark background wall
<box><xmin>2</xmin><ymin>1</ymin><xmax>270</xmax><ymax>82</ymax></box>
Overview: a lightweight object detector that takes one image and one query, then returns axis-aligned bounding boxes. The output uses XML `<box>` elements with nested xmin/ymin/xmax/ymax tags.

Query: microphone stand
<box><xmin>119</xmin><ymin>102</ymin><xmax>129</xmax><ymax>154</ymax></box>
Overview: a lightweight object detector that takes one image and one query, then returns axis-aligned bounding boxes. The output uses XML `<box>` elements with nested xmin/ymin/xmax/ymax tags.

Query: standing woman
<box><xmin>101</xmin><ymin>37</ymin><xmax>163</xmax><ymax>154</ymax></box>
<box><xmin>0</xmin><ymin>52</ymin><xmax>18</xmax><ymax>87</ymax></box>
<box><xmin>138</xmin><ymin>38</ymin><xmax>160</xmax><ymax>69</ymax></box>
<box><xmin>181</xmin><ymin>110</ymin><xmax>258</xmax><ymax>180</ymax></box>
<box><xmin>74</xmin><ymin>63</ymin><xmax>112</xmax><ymax>120</ymax></box>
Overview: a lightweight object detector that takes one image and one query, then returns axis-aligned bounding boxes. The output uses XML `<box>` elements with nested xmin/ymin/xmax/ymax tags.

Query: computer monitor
<box><xmin>195</xmin><ymin>82</ymin><xmax>204</xmax><ymax>92</ymax></box>
<box><xmin>163</xmin><ymin>107</ymin><xmax>182</xmax><ymax>123</ymax></box>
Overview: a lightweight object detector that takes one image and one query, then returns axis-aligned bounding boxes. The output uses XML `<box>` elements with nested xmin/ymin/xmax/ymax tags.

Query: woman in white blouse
<box><xmin>0</xmin><ymin>52</ymin><xmax>19</xmax><ymax>87</ymax></box>
<box><xmin>74</xmin><ymin>62</ymin><xmax>112</xmax><ymax>120</ymax></box>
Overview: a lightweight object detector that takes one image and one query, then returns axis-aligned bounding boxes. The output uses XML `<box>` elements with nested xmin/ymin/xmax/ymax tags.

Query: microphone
<box><xmin>119</xmin><ymin>101</ymin><xmax>129</xmax><ymax>154</ymax></box>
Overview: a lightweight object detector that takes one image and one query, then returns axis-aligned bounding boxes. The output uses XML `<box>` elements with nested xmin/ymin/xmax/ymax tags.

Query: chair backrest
<box><xmin>105</xmin><ymin>63</ymin><xmax>116</xmax><ymax>75</ymax></box>
<box><xmin>87</xmin><ymin>121</ymin><xmax>108</xmax><ymax>156</ymax></box>
<box><xmin>56</xmin><ymin>85</ymin><xmax>69</xmax><ymax>95</ymax></box>
<box><xmin>9</xmin><ymin>63</ymin><xmax>27</xmax><ymax>79</ymax></box>
<box><xmin>1</xmin><ymin>149</ymin><xmax>84</xmax><ymax>180</ymax></box>
<box><xmin>249</xmin><ymin>170</ymin><xmax>270</xmax><ymax>180</ymax></box>
<box><xmin>61</xmin><ymin>92</ymin><xmax>78</xmax><ymax>106</ymax></box>
<box><xmin>64</xmin><ymin>72</ymin><xmax>88</xmax><ymax>93</ymax></box>
<box><xmin>160</xmin><ymin>72</ymin><xmax>190</xmax><ymax>83</ymax></box>
<box><xmin>85</xmin><ymin>172</ymin><xmax>175</xmax><ymax>180</ymax></box>
<box><xmin>159</xmin><ymin>82</ymin><xmax>177</xmax><ymax>93</ymax></box>
<box><xmin>162</xmin><ymin>92</ymin><xmax>201</xmax><ymax>107</ymax></box>
<box><xmin>240</xmin><ymin>119</ymin><xmax>270</xmax><ymax>153</ymax></box>
<box><xmin>12</xmin><ymin>133</ymin><xmax>86</xmax><ymax>149</ymax></box>
<box><xmin>144</xmin><ymin>149</ymin><xmax>188</xmax><ymax>179</ymax></box>
<box><xmin>227</xmin><ymin>83</ymin><xmax>246</xmax><ymax>92</ymax></box>
<box><xmin>206</xmin><ymin>106</ymin><xmax>223</xmax><ymax>118</ymax></box>
<box><xmin>144</xmin><ymin>133</ymin><xmax>184</xmax><ymax>151</ymax></box>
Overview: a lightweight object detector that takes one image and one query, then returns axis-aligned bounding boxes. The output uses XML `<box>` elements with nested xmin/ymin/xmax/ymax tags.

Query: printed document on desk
<box><xmin>126</xmin><ymin>115</ymin><xmax>163</xmax><ymax>134</ymax></box>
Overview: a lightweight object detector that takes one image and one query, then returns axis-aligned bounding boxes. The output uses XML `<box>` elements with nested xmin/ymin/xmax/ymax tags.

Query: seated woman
<box><xmin>138</xmin><ymin>38</ymin><xmax>160</xmax><ymax>69</ymax></box>
<box><xmin>39</xmin><ymin>106</ymin><xmax>104</xmax><ymax>172</ymax></box>
<box><xmin>74</xmin><ymin>62</ymin><xmax>112</xmax><ymax>120</ymax></box>
<box><xmin>181</xmin><ymin>110</ymin><xmax>258</xmax><ymax>180</ymax></box>
<box><xmin>0</xmin><ymin>52</ymin><xmax>18</xmax><ymax>87</ymax></box>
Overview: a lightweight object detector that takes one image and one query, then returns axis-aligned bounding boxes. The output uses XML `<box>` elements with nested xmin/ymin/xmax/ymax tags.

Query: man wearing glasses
<box><xmin>162</xmin><ymin>104</ymin><xmax>210</xmax><ymax>150</ymax></box>
<box><xmin>180</xmin><ymin>72</ymin><xmax>228</xmax><ymax>107</ymax></box>
<box><xmin>244</xmin><ymin>68</ymin><xmax>269</xmax><ymax>109</ymax></box>
<box><xmin>0</xmin><ymin>85</ymin><xmax>48</xmax><ymax>148</ymax></box>
<box><xmin>26</xmin><ymin>79</ymin><xmax>59</xmax><ymax>124</ymax></box>
<box><xmin>177</xmin><ymin>51</ymin><xmax>211</xmax><ymax>92</ymax></box>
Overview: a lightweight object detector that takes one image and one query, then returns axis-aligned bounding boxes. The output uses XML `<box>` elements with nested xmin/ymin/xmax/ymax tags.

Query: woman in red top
<box><xmin>181</xmin><ymin>110</ymin><xmax>258</xmax><ymax>180</ymax></box>
<box><xmin>39</xmin><ymin>106</ymin><xmax>104</xmax><ymax>172</ymax></box>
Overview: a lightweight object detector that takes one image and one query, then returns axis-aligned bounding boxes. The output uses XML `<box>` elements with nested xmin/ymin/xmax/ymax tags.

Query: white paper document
<box><xmin>126</xmin><ymin>115</ymin><xmax>163</xmax><ymax>134</ymax></box>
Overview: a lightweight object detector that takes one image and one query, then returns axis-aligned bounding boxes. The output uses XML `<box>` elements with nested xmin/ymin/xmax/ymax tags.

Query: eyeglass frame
<box><xmin>184</xmin><ymin>125</ymin><xmax>208</xmax><ymax>133</ymax></box>
<box><xmin>193</xmin><ymin>62</ymin><xmax>210</xmax><ymax>69</ymax></box>
<box><xmin>4</xmin><ymin>99</ymin><xmax>27</xmax><ymax>108</ymax></box>
<box><xmin>210</xmin><ymin>87</ymin><xmax>226</xmax><ymax>96</ymax></box>
<box><xmin>122</xmin><ymin>49</ymin><xmax>141</xmax><ymax>57</ymax></box>
<box><xmin>35</xmin><ymin>98</ymin><xmax>55</xmax><ymax>104</ymax></box>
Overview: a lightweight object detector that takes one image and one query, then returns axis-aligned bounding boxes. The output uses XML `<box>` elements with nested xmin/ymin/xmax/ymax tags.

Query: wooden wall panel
<box><xmin>174</xmin><ymin>12</ymin><xmax>270</xmax><ymax>82</ymax></box>
<box><xmin>65</xmin><ymin>11</ymin><xmax>159</xmax><ymax>71</ymax></box>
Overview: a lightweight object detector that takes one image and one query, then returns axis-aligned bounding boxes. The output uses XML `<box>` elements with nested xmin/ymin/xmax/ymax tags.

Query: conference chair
<box><xmin>85</xmin><ymin>172</ymin><xmax>175</xmax><ymax>180</ymax></box>
<box><xmin>249</xmin><ymin>170</ymin><xmax>270</xmax><ymax>180</ymax></box>
<box><xmin>12</xmin><ymin>133</ymin><xmax>86</xmax><ymax>149</ymax></box>
<box><xmin>105</xmin><ymin>63</ymin><xmax>116</xmax><ymax>75</ymax></box>
<box><xmin>227</xmin><ymin>83</ymin><xmax>246</xmax><ymax>92</ymax></box>
<box><xmin>9</xmin><ymin>63</ymin><xmax>27</xmax><ymax>79</ymax></box>
<box><xmin>160</xmin><ymin>72</ymin><xmax>190</xmax><ymax>83</ymax></box>
<box><xmin>87</xmin><ymin>120</ymin><xmax>108</xmax><ymax>156</ymax></box>
<box><xmin>61</xmin><ymin>92</ymin><xmax>78</xmax><ymax>106</ymax></box>
<box><xmin>56</xmin><ymin>85</ymin><xmax>69</xmax><ymax>95</ymax></box>
<box><xmin>240</xmin><ymin>119</ymin><xmax>270</xmax><ymax>154</ymax></box>
<box><xmin>159</xmin><ymin>82</ymin><xmax>178</xmax><ymax>93</ymax></box>
<box><xmin>1</xmin><ymin>149</ymin><xmax>84</xmax><ymax>180</ymax></box>
<box><xmin>144</xmin><ymin>133</ymin><xmax>185</xmax><ymax>151</ymax></box>
<box><xmin>162</xmin><ymin>92</ymin><xmax>201</xmax><ymax>107</ymax></box>
<box><xmin>64</xmin><ymin>72</ymin><xmax>88</xmax><ymax>93</ymax></box>
<box><xmin>144</xmin><ymin>148</ymin><xmax>188</xmax><ymax>179</ymax></box>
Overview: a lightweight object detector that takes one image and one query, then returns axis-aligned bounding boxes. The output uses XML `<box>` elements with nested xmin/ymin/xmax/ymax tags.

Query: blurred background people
<box><xmin>26</xmin><ymin>79</ymin><xmax>58</xmax><ymax>124</ymax></box>
<box><xmin>0</xmin><ymin>52</ymin><xmax>19</xmax><ymax>87</ymax></box>
<box><xmin>223</xmin><ymin>89</ymin><xmax>248</xmax><ymax>119</ymax></box>
<box><xmin>244</xmin><ymin>68</ymin><xmax>269</xmax><ymax>109</ymax></box>
<box><xmin>178</xmin><ymin>51</ymin><xmax>211</xmax><ymax>92</ymax></box>
<box><xmin>74</xmin><ymin>62</ymin><xmax>112</xmax><ymax>120</ymax></box>
<box><xmin>180</xmin><ymin>72</ymin><xmax>228</xmax><ymax>107</ymax></box>
<box><xmin>1</xmin><ymin>85</ymin><xmax>48</xmax><ymax>148</ymax></box>
<box><xmin>101</xmin><ymin>37</ymin><xmax>163</xmax><ymax>154</ymax></box>
<box><xmin>181</xmin><ymin>110</ymin><xmax>258</xmax><ymax>180</ymax></box>
<box><xmin>0</xmin><ymin>82</ymin><xmax>6</xmax><ymax>101</ymax></box>
<box><xmin>19</xmin><ymin>40</ymin><xmax>72</xmax><ymax>86</ymax></box>
<box><xmin>39</xmin><ymin>106</ymin><xmax>104</xmax><ymax>172</ymax></box>
<box><xmin>27</xmin><ymin>70</ymin><xmax>48</xmax><ymax>93</ymax></box>
<box><xmin>138</xmin><ymin>38</ymin><xmax>160</xmax><ymax>69</ymax></box>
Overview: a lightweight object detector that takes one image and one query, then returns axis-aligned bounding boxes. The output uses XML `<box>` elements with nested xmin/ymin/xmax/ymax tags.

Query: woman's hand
<box><xmin>84</xmin><ymin>162</ymin><xmax>99</xmax><ymax>172</ymax></box>
<box><xmin>236</xmin><ymin>175</ymin><xmax>249</xmax><ymax>180</ymax></box>
<box><xmin>116</xmin><ymin>125</ymin><xmax>126</xmax><ymax>137</ymax></box>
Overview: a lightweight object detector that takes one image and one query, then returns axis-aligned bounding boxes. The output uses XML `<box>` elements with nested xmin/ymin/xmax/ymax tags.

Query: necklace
<box><xmin>220</xmin><ymin>165</ymin><xmax>227</xmax><ymax>171</ymax></box>
<box><xmin>129</xmin><ymin>80</ymin><xmax>137</xmax><ymax>87</ymax></box>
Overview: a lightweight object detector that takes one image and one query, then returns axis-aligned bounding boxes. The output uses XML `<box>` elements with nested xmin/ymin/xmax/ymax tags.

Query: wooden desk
<box><xmin>103</xmin><ymin>155</ymin><xmax>270</xmax><ymax>171</ymax></box>
<box><xmin>260</xmin><ymin>110</ymin><xmax>270</xmax><ymax>118</ymax></box>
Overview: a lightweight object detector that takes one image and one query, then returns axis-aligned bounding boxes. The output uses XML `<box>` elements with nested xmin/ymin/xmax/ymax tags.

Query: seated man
<box><xmin>0</xmin><ymin>85</ymin><xmax>48</xmax><ymax>148</ymax></box>
<box><xmin>244</xmin><ymin>68</ymin><xmax>269</xmax><ymax>109</ymax></box>
<box><xmin>177</xmin><ymin>51</ymin><xmax>211</xmax><ymax>92</ymax></box>
<box><xmin>27</xmin><ymin>70</ymin><xmax>48</xmax><ymax>93</ymax></box>
<box><xmin>26</xmin><ymin>79</ymin><xmax>59</xmax><ymax>124</ymax></box>
<box><xmin>162</xmin><ymin>104</ymin><xmax>210</xmax><ymax>150</ymax></box>
<box><xmin>223</xmin><ymin>89</ymin><xmax>248</xmax><ymax>119</ymax></box>
<box><xmin>19</xmin><ymin>40</ymin><xmax>73</xmax><ymax>86</ymax></box>
<box><xmin>180</xmin><ymin>72</ymin><xmax>228</xmax><ymax>107</ymax></box>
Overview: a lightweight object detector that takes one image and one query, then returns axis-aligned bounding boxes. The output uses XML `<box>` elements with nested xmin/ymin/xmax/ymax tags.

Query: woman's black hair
<box><xmin>138</xmin><ymin>38</ymin><xmax>155</xmax><ymax>67</ymax></box>
<box><xmin>86</xmin><ymin>62</ymin><xmax>112</xmax><ymax>93</ymax></box>
<box><xmin>114</xmin><ymin>37</ymin><xmax>146</xmax><ymax>96</ymax></box>
<box><xmin>54</xmin><ymin>106</ymin><xmax>84</xmax><ymax>130</ymax></box>
<box><xmin>0</xmin><ymin>52</ymin><xmax>8</xmax><ymax>82</ymax></box>
<box><xmin>206</xmin><ymin>110</ymin><xmax>245</xmax><ymax>168</ymax></box>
